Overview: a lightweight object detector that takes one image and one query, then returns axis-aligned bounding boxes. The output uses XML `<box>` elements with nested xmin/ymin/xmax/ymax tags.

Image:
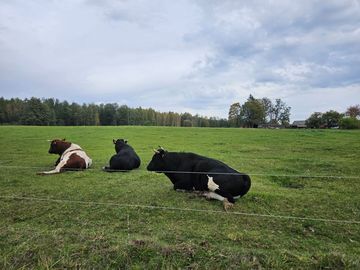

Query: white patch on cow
<box><xmin>203</xmin><ymin>191</ymin><xmax>225</xmax><ymax>201</ymax></box>
<box><xmin>69</xmin><ymin>145</ymin><xmax>92</xmax><ymax>167</ymax></box>
<box><xmin>207</xmin><ymin>175</ymin><xmax>219</xmax><ymax>191</ymax></box>
<box><xmin>40</xmin><ymin>143</ymin><xmax>92</xmax><ymax>174</ymax></box>
<box><xmin>202</xmin><ymin>191</ymin><xmax>241</xmax><ymax>201</ymax></box>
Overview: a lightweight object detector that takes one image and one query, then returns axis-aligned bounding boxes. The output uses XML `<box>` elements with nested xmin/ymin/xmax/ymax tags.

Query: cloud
<box><xmin>0</xmin><ymin>0</ymin><xmax>359</xmax><ymax>120</ymax></box>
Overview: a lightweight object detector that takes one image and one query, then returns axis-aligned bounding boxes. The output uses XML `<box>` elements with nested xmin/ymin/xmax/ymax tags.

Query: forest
<box><xmin>1</xmin><ymin>96</ymin><xmax>358</xmax><ymax>129</ymax></box>
<box><xmin>0</xmin><ymin>97</ymin><xmax>228</xmax><ymax>127</ymax></box>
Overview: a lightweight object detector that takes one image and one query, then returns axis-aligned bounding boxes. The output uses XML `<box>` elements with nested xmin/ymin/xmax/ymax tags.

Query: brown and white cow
<box><xmin>38</xmin><ymin>139</ymin><xmax>92</xmax><ymax>175</ymax></box>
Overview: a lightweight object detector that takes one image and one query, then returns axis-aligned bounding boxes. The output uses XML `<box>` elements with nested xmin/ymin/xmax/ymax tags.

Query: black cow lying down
<box><xmin>103</xmin><ymin>139</ymin><xmax>141</xmax><ymax>172</ymax></box>
<box><xmin>147</xmin><ymin>147</ymin><xmax>251</xmax><ymax>211</ymax></box>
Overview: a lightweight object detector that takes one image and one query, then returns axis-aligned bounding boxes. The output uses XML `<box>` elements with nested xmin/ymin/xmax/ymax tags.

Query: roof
<box><xmin>291</xmin><ymin>120</ymin><xmax>307</xmax><ymax>127</ymax></box>
<box><xmin>292</xmin><ymin>120</ymin><xmax>306</xmax><ymax>125</ymax></box>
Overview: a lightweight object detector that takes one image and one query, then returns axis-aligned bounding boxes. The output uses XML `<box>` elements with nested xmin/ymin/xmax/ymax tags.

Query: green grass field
<box><xmin>0</xmin><ymin>126</ymin><xmax>359</xmax><ymax>269</ymax></box>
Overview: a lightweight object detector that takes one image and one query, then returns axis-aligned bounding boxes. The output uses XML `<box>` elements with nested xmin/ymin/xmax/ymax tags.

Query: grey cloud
<box><xmin>188</xmin><ymin>0</ymin><xmax>360</xmax><ymax>89</ymax></box>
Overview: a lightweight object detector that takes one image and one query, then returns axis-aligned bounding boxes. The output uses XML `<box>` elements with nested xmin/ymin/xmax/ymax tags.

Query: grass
<box><xmin>0</xmin><ymin>126</ymin><xmax>359</xmax><ymax>269</ymax></box>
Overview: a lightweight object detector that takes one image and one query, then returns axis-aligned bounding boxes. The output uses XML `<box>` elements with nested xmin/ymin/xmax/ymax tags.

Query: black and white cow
<box><xmin>147</xmin><ymin>147</ymin><xmax>251</xmax><ymax>211</ymax></box>
<box><xmin>38</xmin><ymin>139</ymin><xmax>92</xmax><ymax>175</ymax></box>
<box><xmin>102</xmin><ymin>139</ymin><xmax>141</xmax><ymax>172</ymax></box>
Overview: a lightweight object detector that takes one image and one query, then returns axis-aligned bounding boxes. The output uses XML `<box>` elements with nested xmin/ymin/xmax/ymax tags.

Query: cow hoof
<box><xmin>223</xmin><ymin>199</ymin><xmax>234</xmax><ymax>212</ymax></box>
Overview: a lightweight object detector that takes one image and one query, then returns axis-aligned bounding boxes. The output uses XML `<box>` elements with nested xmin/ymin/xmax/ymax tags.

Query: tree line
<box><xmin>306</xmin><ymin>105</ymin><xmax>360</xmax><ymax>129</ymax></box>
<box><xmin>1</xmin><ymin>96</ymin><xmax>357</xmax><ymax>129</ymax></box>
<box><xmin>0</xmin><ymin>97</ymin><xmax>228</xmax><ymax>127</ymax></box>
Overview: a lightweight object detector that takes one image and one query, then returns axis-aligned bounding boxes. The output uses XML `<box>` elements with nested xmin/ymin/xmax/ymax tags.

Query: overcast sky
<box><xmin>0</xmin><ymin>0</ymin><xmax>359</xmax><ymax>120</ymax></box>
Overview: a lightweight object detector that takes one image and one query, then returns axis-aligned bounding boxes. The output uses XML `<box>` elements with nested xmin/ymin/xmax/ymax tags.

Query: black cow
<box><xmin>103</xmin><ymin>139</ymin><xmax>141</xmax><ymax>172</ymax></box>
<box><xmin>147</xmin><ymin>147</ymin><xmax>251</xmax><ymax>211</ymax></box>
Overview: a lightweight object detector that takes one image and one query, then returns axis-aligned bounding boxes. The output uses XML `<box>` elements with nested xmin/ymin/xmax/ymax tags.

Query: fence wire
<box><xmin>0</xmin><ymin>164</ymin><xmax>359</xmax><ymax>179</ymax></box>
<box><xmin>1</xmin><ymin>195</ymin><xmax>359</xmax><ymax>225</ymax></box>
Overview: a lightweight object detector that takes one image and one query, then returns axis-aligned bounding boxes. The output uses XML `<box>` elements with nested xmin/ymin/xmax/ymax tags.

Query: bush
<box><xmin>339</xmin><ymin>117</ymin><xmax>360</xmax><ymax>129</ymax></box>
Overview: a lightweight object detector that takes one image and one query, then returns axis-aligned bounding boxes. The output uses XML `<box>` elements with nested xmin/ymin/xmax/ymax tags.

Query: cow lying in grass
<box><xmin>102</xmin><ymin>139</ymin><xmax>141</xmax><ymax>172</ymax></box>
<box><xmin>147</xmin><ymin>147</ymin><xmax>251</xmax><ymax>211</ymax></box>
<box><xmin>37</xmin><ymin>139</ymin><xmax>92</xmax><ymax>175</ymax></box>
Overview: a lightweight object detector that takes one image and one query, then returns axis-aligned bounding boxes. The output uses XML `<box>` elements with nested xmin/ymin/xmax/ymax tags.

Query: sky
<box><xmin>0</xmin><ymin>0</ymin><xmax>359</xmax><ymax>121</ymax></box>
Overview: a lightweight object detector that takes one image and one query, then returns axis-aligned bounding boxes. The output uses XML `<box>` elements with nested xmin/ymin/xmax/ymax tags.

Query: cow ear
<box><xmin>113</xmin><ymin>139</ymin><xmax>116</xmax><ymax>144</ymax></box>
<box><xmin>62</xmin><ymin>138</ymin><xmax>66</xmax><ymax>141</ymax></box>
<box><xmin>124</xmin><ymin>140</ymin><xmax>128</xmax><ymax>144</ymax></box>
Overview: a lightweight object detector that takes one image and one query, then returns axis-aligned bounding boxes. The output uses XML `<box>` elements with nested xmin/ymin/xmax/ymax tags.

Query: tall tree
<box><xmin>42</xmin><ymin>98</ymin><xmax>56</xmax><ymax>125</ymax></box>
<box><xmin>272</xmin><ymin>99</ymin><xmax>291</xmax><ymax>126</ymax></box>
<box><xmin>0</xmin><ymin>97</ymin><xmax>6</xmax><ymax>123</ymax></box>
<box><xmin>116</xmin><ymin>105</ymin><xmax>130</xmax><ymax>125</ymax></box>
<box><xmin>306</xmin><ymin>112</ymin><xmax>323</xmax><ymax>128</ymax></box>
<box><xmin>99</xmin><ymin>103</ymin><xmax>117</xmax><ymax>125</ymax></box>
<box><xmin>346</xmin><ymin>105</ymin><xmax>360</xmax><ymax>118</ymax></box>
<box><xmin>181</xmin><ymin>113</ymin><xmax>193</xmax><ymax>127</ymax></box>
<box><xmin>322</xmin><ymin>110</ymin><xmax>343</xmax><ymax>128</ymax></box>
<box><xmin>21</xmin><ymin>97</ymin><xmax>52</xmax><ymax>125</ymax></box>
<box><xmin>55</xmin><ymin>101</ymin><xmax>72</xmax><ymax>125</ymax></box>
<box><xmin>228</xmin><ymin>102</ymin><xmax>241</xmax><ymax>127</ymax></box>
<box><xmin>260</xmin><ymin>98</ymin><xmax>273</xmax><ymax>123</ymax></box>
<box><xmin>240</xmin><ymin>95</ymin><xmax>266</xmax><ymax>128</ymax></box>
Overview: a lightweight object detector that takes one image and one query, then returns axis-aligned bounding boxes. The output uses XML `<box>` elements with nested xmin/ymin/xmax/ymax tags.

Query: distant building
<box><xmin>291</xmin><ymin>120</ymin><xmax>307</xmax><ymax>128</ymax></box>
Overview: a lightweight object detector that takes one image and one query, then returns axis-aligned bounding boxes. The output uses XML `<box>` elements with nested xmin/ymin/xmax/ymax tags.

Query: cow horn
<box><xmin>46</xmin><ymin>140</ymin><xmax>52</xmax><ymax>142</ymax></box>
<box><xmin>159</xmin><ymin>146</ymin><xmax>165</xmax><ymax>150</ymax></box>
<box><xmin>153</xmin><ymin>149</ymin><xmax>159</xmax><ymax>154</ymax></box>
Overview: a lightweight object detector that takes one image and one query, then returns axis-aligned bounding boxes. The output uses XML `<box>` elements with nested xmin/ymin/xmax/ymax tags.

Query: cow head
<box><xmin>48</xmin><ymin>139</ymin><xmax>71</xmax><ymax>155</ymax></box>
<box><xmin>113</xmin><ymin>139</ymin><xmax>128</xmax><ymax>153</ymax></box>
<box><xmin>146</xmin><ymin>147</ymin><xmax>167</xmax><ymax>172</ymax></box>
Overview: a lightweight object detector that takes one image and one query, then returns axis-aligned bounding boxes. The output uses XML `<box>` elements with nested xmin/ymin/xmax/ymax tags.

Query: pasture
<box><xmin>0</xmin><ymin>126</ymin><xmax>359</xmax><ymax>269</ymax></box>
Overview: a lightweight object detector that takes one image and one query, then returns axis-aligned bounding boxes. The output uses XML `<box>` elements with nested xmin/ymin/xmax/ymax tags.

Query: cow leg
<box><xmin>38</xmin><ymin>153</ymin><xmax>77</xmax><ymax>175</ymax></box>
<box><xmin>214</xmin><ymin>189</ymin><xmax>235</xmax><ymax>212</ymax></box>
<box><xmin>54</xmin><ymin>157</ymin><xmax>61</xmax><ymax>166</ymax></box>
<box><xmin>206</xmin><ymin>175</ymin><xmax>235</xmax><ymax>211</ymax></box>
<box><xmin>37</xmin><ymin>160</ymin><xmax>66</xmax><ymax>175</ymax></box>
<box><xmin>201</xmin><ymin>191</ymin><xmax>225</xmax><ymax>201</ymax></box>
<box><xmin>201</xmin><ymin>191</ymin><xmax>234</xmax><ymax>211</ymax></box>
